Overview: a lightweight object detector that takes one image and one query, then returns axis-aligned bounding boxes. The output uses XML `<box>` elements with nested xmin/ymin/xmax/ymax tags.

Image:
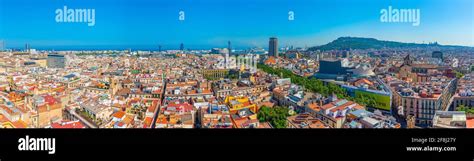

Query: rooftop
<box><xmin>433</xmin><ymin>111</ymin><xmax>467</xmax><ymax>128</ymax></box>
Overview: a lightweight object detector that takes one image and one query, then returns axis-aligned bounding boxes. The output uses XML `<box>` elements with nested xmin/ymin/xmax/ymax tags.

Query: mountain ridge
<box><xmin>307</xmin><ymin>37</ymin><xmax>472</xmax><ymax>51</ymax></box>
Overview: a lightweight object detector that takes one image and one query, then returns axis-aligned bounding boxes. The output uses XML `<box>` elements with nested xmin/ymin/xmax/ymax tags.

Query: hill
<box><xmin>307</xmin><ymin>37</ymin><xmax>470</xmax><ymax>51</ymax></box>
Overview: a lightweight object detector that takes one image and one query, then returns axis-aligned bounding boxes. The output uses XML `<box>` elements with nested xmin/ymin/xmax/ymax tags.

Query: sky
<box><xmin>0</xmin><ymin>0</ymin><xmax>473</xmax><ymax>50</ymax></box>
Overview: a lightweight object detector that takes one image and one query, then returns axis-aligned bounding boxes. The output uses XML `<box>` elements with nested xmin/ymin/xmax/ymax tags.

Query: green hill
<box><xmin>308</xmin><ymin>37</ymin><xmax>468</xmax><ymax>51</ymax></box>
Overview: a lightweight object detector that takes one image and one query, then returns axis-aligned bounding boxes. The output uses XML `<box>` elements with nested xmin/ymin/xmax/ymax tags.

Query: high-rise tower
<box><xmin>180</xmin><ymin>43</ymin><xmax>184</xmax><ymax>51</ymax></box>
<box><xmin>269</xmin><ymin>37</ymin><xmax>278</xmax><ymax>58</ymax></box>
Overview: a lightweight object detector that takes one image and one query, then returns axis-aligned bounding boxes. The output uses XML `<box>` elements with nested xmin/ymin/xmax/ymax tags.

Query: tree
<box><xmin>257</xmin><ymin>63</ymin><xmax>350</xmax><ymax>99</ymax></box>
<box><xmin>457</xmin><ymin>105</ymin><xmax>474</xmax><ymax>114</ymax></box>
<box><xmin>257</xmin><ymin>106</ymin><xmax>271</xmax><ymax>122</ymax></box>
<box><xmin>257</xmin><ymin>106</ymin><xmax>290</xmax><ymax>128</ymax></box>
<box><xmin>457</xmin><ymin>104</ymin><xmax>467</xmax><ymax>111</ymax></box>
<box><xmin>454</xmin><ymin>71</ymin><xmax>464</xmax><ymax>79</ymax></box>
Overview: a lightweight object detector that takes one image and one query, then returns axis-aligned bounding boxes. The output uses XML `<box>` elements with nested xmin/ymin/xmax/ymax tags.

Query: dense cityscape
<box><xmin>0</xmin><ymin>37</ymin><xmax>473</xmax><ymax>129</ymax></box>
<box><xmin>1</xmin><ymin>1</ymin><xmax>473</xmax><ymax>161</ymax></box>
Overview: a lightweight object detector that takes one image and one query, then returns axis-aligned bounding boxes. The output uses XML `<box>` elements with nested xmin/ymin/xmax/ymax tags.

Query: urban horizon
<box><xmin>2</xmin><ymin>35</ymin><xmax>473</xmax><ymax>51</ymax></box>
<box><xmin>1</xmin><ymin>1</ymin><xmax>474</xmax><ymax>160</ymax></box>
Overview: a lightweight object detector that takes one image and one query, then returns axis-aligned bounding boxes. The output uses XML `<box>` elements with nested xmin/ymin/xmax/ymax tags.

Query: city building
<box><xmin>155</xmin><ymin>99</ymin><xmax>195</xmax><ymax>128</ymax></box>
<box><xmin>224</xmin><ymin>96</ymin><xmax>258</xmax><ymax>113</ymax></box>
<box><xmin>27</xmin><ymin>95</ymin><xmax>63</xmax><ymax>128</ymax></box>
<box><xmin>268</xmin><ymin>37</ymin><xmax>278</xmax><ymax>58</ymax></box>
<box><xmin>199</xmin><ymin>103</ymin><xmax>233</xmax><ymax>128</ymax></box>
<box><xmin>432</xmin><ymin>51</ymin><xmax>444</xmax><ymax>61</ymax></box>
<box><xmin>314</xmin><ymin>59</ymin><xmax>353</xmax><ymax>80</ymax></box>
<box><xmin>304</xmin><ymin>94</ymin><xmax>364</xmax><ymax>128</ymax></box>
<box><xmin>339</xmin><ymin>77</ymin><xmax>392</xmax><ymax>113</ymax></box>
<box><xmin>287</xmin><ymin>113</ymin><xmax>329</xmax><ymax>128</ymax></box>
<box><xmin>49</xmin><ymin>120</ymin><xmax>86</xmax><ymax>128</ymax></box>
<box><xmin>47</xmin><ymin>54</ymin><xmax>66</xmax><ymax>68</ymax></box>
<box><xmin>230</xmin><ymin>107</ymin><xmax>259</xmax><ymax>128</ymax></box>
<box><xmin>397</xmin><ymin>54</ymin><xmax>439</xmax><ymax>82</ymax></box>
<box><xmin>451</xmin><ymin>73</ymin><xmax>474</xmax><ymax>109</ymax></box>
<box><xmin>180</xmin><ymin>43</ymin><xmax>184</xmax><ymax>51</ymax></box>
<box><xmin>345</xmin><ymin>109</ymin><xmax>400</xmax><ymax>128</ymax></box>
<box><xmin>432</xmin><ymin>111</ymin><xmax>466</xmax><ymax>128</ymax></box>
<box><xmin>389</xmin><ymin>75</ymin><xmax>457</xmax><ymax>127</ymax></box>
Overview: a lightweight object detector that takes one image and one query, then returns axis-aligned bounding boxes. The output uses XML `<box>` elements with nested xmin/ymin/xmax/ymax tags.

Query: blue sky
<box><xmin>0</xmin><ymin>0</ymin><xmax>473</xmax><ymax>50</ymax></box>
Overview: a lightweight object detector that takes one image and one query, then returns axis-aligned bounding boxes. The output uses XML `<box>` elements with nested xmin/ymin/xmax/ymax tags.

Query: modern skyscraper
<box><xmin>226</xmin><ymin>41</ymin><xmax>231</xmax><ymax>69</ymax></box>
<box><xmin>269</xmin><ymin>37</ymin><xmax>278</xmax><ymax>57</ymax></box>
<box><xmin>180</xmin><ymin>43</ymin><xmax>184</xmax><ymax>51</ymax></box>
<box><xmin>227</xmin><ymin>41</ymin><xmax>232</xmax><ymax>54</ymax></box>
<box><xmin>25</xmin><ymin>43</ymin><xmax>30</xmax><ymax>53</ymax></box>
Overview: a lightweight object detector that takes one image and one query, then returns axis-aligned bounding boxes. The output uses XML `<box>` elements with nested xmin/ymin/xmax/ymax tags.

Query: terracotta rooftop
<box><xmin>112</xmin><ymin>111</ymin><xmax>126</xmax><ymax>119</ymax></box>
<box><xmin>51</xmin><ymin>121</ymin><xmax>85</xmax><ymax>128</ymax></box>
